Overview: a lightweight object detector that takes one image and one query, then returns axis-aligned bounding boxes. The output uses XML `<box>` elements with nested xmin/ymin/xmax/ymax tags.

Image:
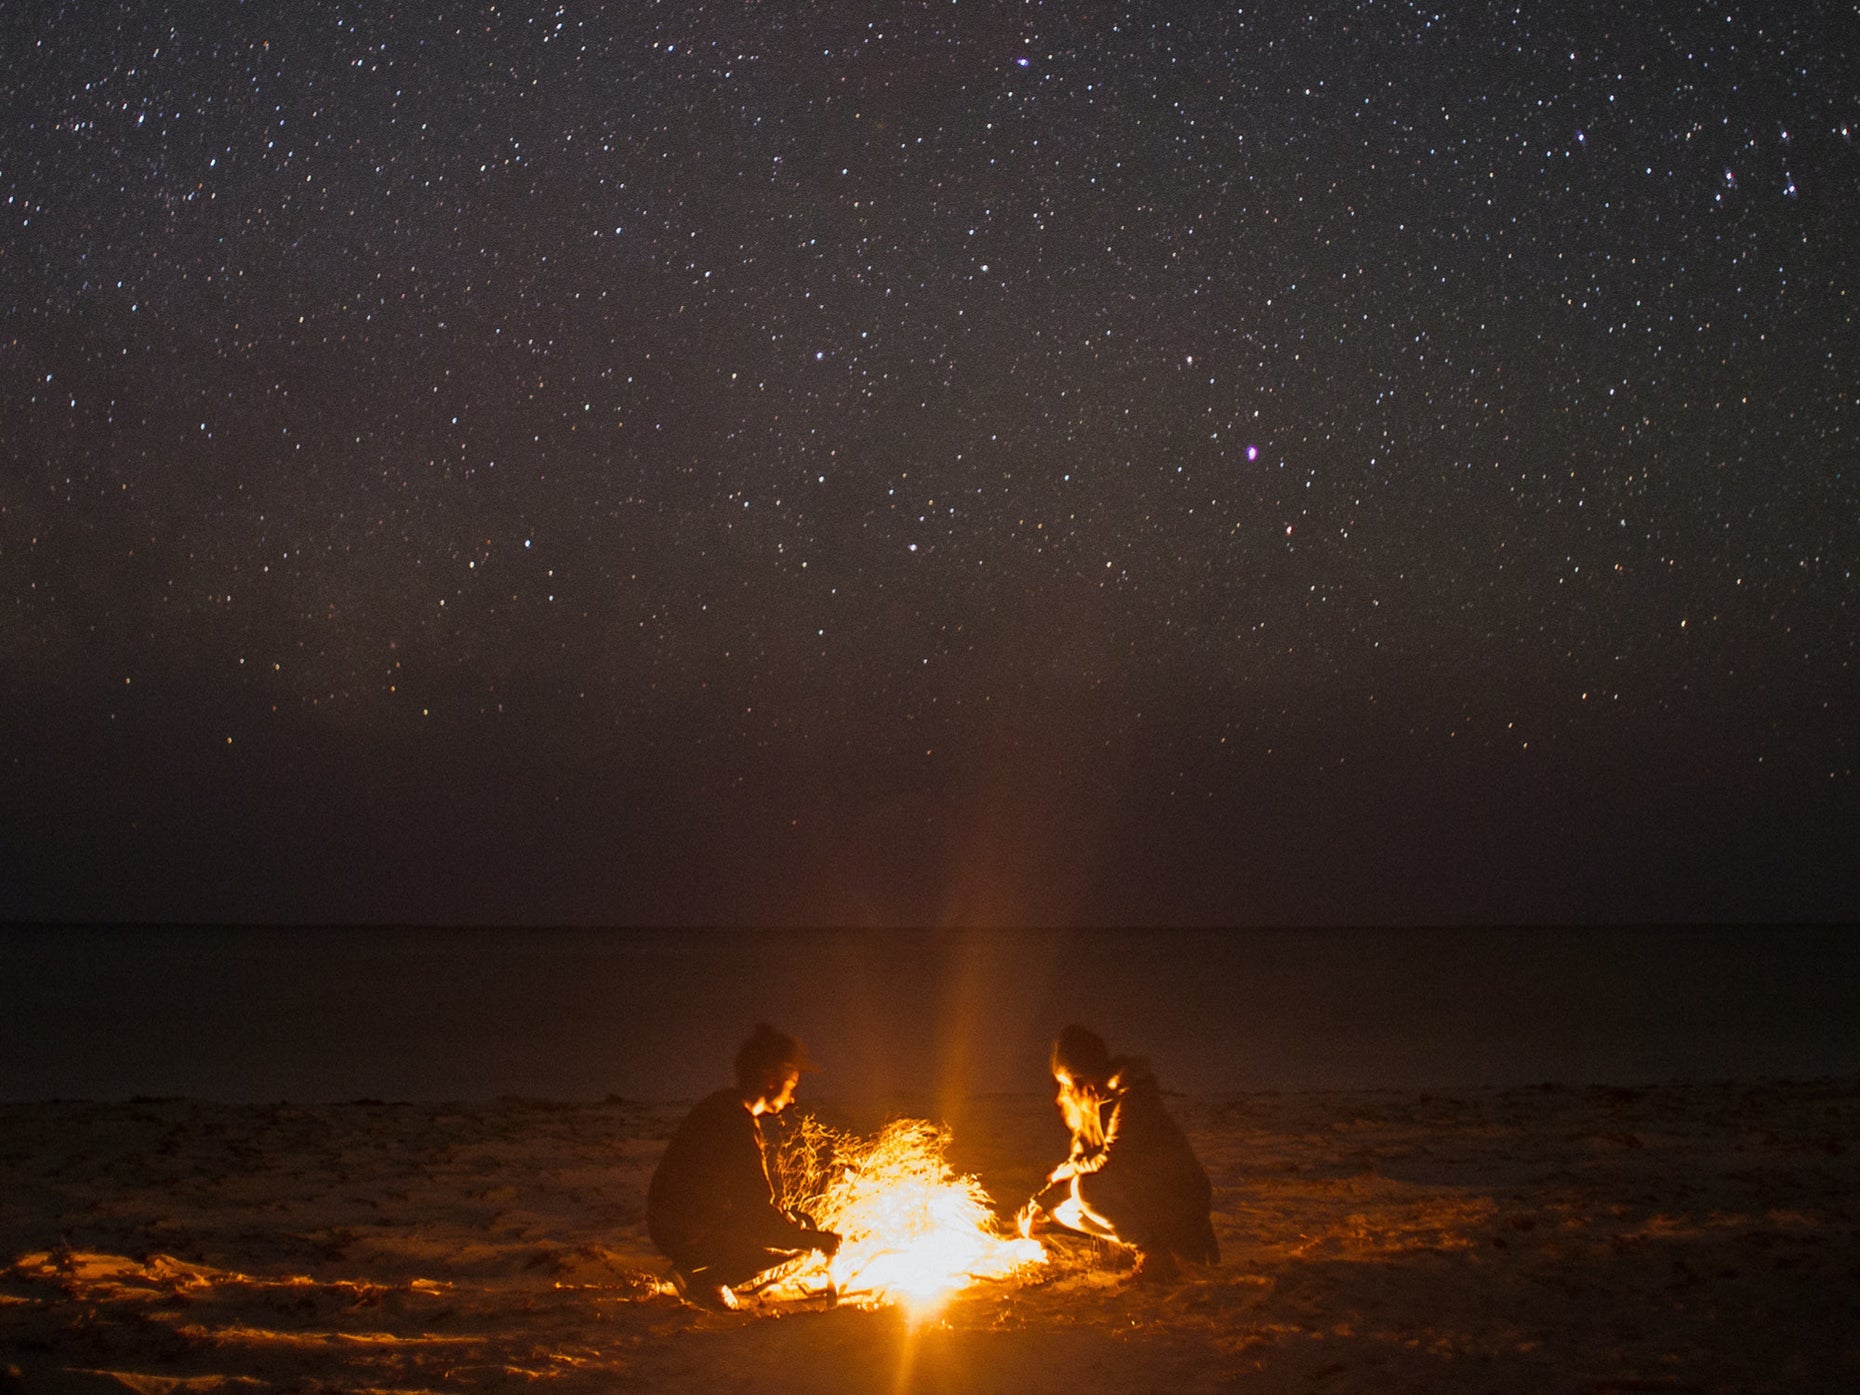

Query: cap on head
<box><xmin>1051</xmin><ymin>1023</ymin><xmax>1112</xmax><ymax>1087</ymax></box>
<box><xmin>734</xmin><ymin>1023</ymin><xmax>815</xmax><ymax>1094</ymax></box>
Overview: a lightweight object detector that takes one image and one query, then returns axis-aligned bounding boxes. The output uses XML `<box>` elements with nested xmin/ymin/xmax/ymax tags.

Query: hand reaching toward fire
<box><xmin>1023</xmin><ymin>1174</ymin><xmax>1073</xmax><ymax>1228</ymax></box>
<box><xmin>1044</xmin><ymin>1137</ymin><xmax>1106</xmax><ymax>1189</ymax></box>
<box><xmin>780</xmin><ymin>1206</ymin><xmax>840</xmax><ymax>1258</ymax></box>
<box><xmin>803</xmin><ymin>1227</ymin><xmax>841</xmax><ymax>1258</ymax></box>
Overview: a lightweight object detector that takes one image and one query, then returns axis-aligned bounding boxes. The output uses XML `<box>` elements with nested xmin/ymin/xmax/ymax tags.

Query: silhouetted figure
<box><xmin>1030</xmin><ymin>1024</ymin><xmax>1219</xmax><ymax>1280</ymax></box>
<box><xmin>647</xmin><ymin>1024</ymin><xmax>840</xmax><ymax>1309</ymax></box>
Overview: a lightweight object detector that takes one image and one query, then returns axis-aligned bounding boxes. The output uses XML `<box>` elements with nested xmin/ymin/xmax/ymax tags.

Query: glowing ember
<box><xmin>767</xmin><ymin>1117</ymin><xmax>1044</xmax><ymax>1317</ymax></box>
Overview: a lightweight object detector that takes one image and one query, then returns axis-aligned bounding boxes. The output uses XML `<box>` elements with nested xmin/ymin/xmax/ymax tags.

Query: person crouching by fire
<box><xmin>1025</xmin><ymin>1024</ymin><xmax>1219</xmax><ymax>1282</ymax></box>
<box><xmin>646</xmin><ymin>1024</ymin><xmax>841</xmax><ymax>1310</ymax></box>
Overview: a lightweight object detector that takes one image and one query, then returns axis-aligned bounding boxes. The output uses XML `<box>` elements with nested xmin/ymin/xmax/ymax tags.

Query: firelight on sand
<box><xmin>768</xmin><ymin>1118</ymin><xmax>1045</xmax><ymax>1317</ymax></box>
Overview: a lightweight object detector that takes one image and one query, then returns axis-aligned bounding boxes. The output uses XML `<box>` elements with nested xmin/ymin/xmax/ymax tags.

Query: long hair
<box><xmin>1051</xmin><ymin>1024</ymin><xmax>1112</xmax><ymax>1153</ymax></box>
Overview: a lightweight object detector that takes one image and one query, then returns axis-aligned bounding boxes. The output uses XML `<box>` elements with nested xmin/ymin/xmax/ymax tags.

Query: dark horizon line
<box><xmin>8</xmin><ymin>918</ymin><xmax>1857</xmax><ymax>931</ymax></box>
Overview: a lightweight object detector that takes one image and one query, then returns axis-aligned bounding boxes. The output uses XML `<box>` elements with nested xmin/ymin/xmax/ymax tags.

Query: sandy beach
<box><xmin>4</xmin><ymin>1077</ymin><xmax>1856</xmax><ymax>1393</ymax></box>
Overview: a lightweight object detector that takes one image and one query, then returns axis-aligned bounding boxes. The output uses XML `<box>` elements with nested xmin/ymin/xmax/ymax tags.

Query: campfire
<box><xmin>766</xmin><ymin>1116</ymin><xmax>1045</xmax><ymax>1317</ymax></box>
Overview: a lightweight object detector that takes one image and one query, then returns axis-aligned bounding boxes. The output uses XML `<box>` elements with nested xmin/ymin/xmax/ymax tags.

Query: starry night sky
<box><xmin>3</xmin><ymin>1</ymin><xmax>1855</xmax><ymax>927</ymax></box>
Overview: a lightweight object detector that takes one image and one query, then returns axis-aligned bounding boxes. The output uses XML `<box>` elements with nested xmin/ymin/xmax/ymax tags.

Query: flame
<box><xmin>768</xmin><ymin>1117</ymin><xmax>1044</xmax><ymax>1318</ymax></box>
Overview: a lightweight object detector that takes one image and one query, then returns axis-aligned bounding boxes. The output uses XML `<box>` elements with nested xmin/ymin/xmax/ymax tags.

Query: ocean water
<box><xmin>3</xmin><ymin>926</ymin><xmax>1857</xmax><ymax>1104</ymax></box>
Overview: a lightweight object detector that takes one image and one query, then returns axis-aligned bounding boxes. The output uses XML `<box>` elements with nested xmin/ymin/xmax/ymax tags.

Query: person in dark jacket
<box><xmin>1029</xmin><ymin>1024</ymin><xmax>1219</xmax><ymax>1280</ymax></box>
<box><xmin>647</xmin><ymin>1024</ymin><xmax>840</xmax><ymax>1309</ymax></box>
